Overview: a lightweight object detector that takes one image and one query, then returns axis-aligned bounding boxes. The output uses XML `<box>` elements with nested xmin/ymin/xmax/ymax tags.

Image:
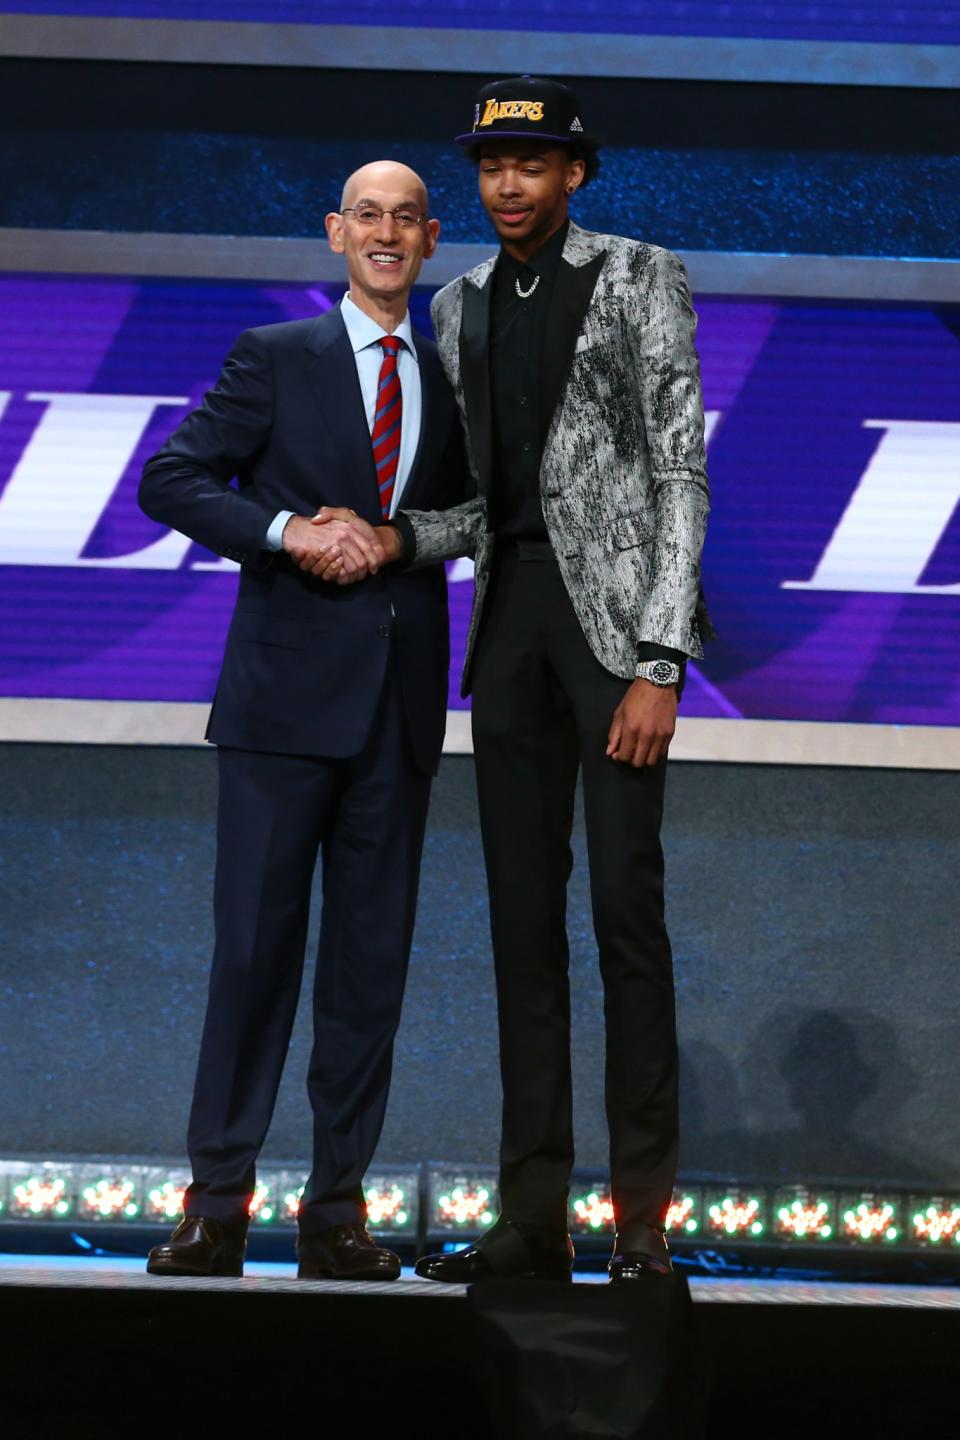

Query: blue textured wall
<box><xmin>1</xmin><ymin>745</ymin><xmax>957</xmax><ymax>1189</ymax></box>
<box><xmin>5</xmin><ymin>133</ymin><xmax>958</xmax><ymax>259</ymax></box>
<box><xmin>4</xmin><ymin>58</ymin><xmax>957</xmax><ymax>259</ymax></box>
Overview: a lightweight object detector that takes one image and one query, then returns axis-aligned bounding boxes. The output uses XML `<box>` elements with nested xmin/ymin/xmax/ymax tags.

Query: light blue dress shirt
<box><xmin>264</xmin><ymin>294</ymin><xmax>422</xmax><ymax>550</ymax></box>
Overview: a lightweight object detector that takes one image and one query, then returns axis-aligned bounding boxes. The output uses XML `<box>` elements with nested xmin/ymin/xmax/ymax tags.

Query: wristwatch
<box><xmin>635</xmin><ymin>659</ymin><xmax>681</xmax><ymax>687</ymax></box>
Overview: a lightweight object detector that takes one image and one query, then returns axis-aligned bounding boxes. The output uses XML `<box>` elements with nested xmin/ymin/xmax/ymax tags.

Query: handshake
<box><xmin>281</xmin><ymin>507</ymin><xmax>403</xmax><ymax>584</ymax></box>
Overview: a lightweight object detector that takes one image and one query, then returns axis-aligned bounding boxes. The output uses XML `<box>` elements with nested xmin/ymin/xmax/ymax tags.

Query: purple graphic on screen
<box><xmin>5</xmin><ymin>1</ymin><xmax>959</xmax><ymax>45</ymax></box>
<box><xmin>0</xmin><ymin>274</ymin><xmax>958</xmax><ymax>726</ymax></box>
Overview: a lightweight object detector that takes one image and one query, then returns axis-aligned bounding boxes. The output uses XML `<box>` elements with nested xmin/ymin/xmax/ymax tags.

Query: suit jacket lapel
<box><xmin>303</xmin><ymin>308</ymin><xmax>381</xmax><ymax>520</ymax></box>
<box><xmin>540</xmin><ymin>250</ymin><xmax>607</xmax><ymax>445</ymax></box>
<box><xmin>398</xmin><ymin>333</ymin><xmax>436</xmax><ymax>511</ymax></box>
<box><xmin>459</xmin><ymin>271</ymin><xmax>494</xmax><ymax>496</ymax></box>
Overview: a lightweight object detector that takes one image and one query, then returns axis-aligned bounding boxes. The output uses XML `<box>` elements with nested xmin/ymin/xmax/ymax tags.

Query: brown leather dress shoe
<box><xmin>297</xmin><ymin>1223</ymin><xmax>401</xmax><ymax>1281</ymax></box>
<box><xmin>146</xmin><ymin>1215</ymin><xmax>247</xmax><ymax>1278</ymax></box>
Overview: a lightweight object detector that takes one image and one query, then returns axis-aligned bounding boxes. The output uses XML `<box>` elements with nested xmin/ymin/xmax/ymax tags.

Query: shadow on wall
<box><xmin>678</xmin><ymin>1006</ymin><xmax>951</xmax><ymax>1186</ymax></box>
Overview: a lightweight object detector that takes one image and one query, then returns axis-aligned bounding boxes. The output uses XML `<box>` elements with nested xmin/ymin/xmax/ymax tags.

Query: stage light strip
<box><xmin>2</xmin><ymin>16</ymin><xmax>958</xmax><ymax>90</ymax></box>
<box><xmin>2</xmin><ymin>230</ymin><xmax>958</xmax><ymax>303</ymax></box>
<box><xmin>0</xmin><ymin>1160</ymin><xmax>420</xmax><ymax>1236</ymax></box>
<box><xmin>1</xmin><ymin>1159</ymin><xmax>958</xmax><ymax>1256</ymax></box>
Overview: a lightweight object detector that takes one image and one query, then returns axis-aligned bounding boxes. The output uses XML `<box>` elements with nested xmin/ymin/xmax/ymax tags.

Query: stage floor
<box><xmin>1</xmin><ymin>1254</ymin><xmax>957</xmax><ymax>1437</ymax></box>
<box><xmin>1</xmin><ymin>1252</ymin><xmax>957</xmax><ymax>1309</ymax></box>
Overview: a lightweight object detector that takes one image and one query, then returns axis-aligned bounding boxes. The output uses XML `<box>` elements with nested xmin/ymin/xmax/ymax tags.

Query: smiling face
<box><xmin>326</xmin><ymin>161</ymin><xmax>439</xmax><ymax>325</ymax></box>
<box><xmin>477</xmin><ymin>144</ymin><xmax>584</xmax><ymax>259</ymax></box>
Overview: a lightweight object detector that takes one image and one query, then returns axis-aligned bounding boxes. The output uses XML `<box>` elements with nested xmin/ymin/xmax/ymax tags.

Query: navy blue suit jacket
<box><xmin>140</xmin><ymin>306</ymin><xmax>468</xmax><ymax>775</ymax></box>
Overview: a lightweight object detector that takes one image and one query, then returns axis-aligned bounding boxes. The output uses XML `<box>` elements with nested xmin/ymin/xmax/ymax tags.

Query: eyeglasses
<box><xmin>341</xmin><ymin>204</ymin><xmax>426</xmax><ymax>229</ymax></box>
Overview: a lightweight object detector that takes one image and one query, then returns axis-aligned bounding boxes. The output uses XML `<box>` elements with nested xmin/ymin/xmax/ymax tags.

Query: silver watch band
<box><xmin>635</xmin><ymin>659</ymin><xmax>681</xmax><ymax>687</ymax></box>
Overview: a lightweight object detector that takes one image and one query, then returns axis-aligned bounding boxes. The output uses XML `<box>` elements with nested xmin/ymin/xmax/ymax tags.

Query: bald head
<box><xmin>340</xmin><ymin>161</ymin><xmax>429</xmax><ymax>216</ymax></box>
<box><xmin>327</xmin><ymin>159</ymin><xmax>440</xmax><ymax>327</ymax></box>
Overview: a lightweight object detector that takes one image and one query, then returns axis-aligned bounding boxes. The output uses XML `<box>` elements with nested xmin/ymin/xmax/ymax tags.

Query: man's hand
<box><xmin>606</xmin><ymin>679</ymin><xmax>677</xmax><ymax>767</ymax></box>
<box><xmin>309</xmin><ymin>508</ymin><xmax>403</xmax><ymax>584</ymax></box>
<box><xmin>281</xmin><ymin>512</ymin><xmax>384</xmax><ymax>581</ymax></box>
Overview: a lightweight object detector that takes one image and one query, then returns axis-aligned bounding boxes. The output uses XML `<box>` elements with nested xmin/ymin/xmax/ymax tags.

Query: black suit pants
<box><xmin>471</xmin><ymin>544</ymin><xmax>679</xmax><ymax>1242</ymax></box>
<box><xmin>184</xmin><ymin>652</ymin><xmax>431</xmax><ymax>1234</ymax></box>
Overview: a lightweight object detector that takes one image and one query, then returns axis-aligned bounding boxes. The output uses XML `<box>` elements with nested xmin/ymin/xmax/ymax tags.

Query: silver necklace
<box><xmin>515</xmin><ymin>272</ymin><xmax>540</xmax><ymax>300</ymax></box>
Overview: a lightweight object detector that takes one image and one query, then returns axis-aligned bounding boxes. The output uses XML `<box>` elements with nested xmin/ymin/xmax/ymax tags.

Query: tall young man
<box><xmin>139</xmin><ymin>162</ymin><xmax>466</xmax><ymax>1281</ymax></box>
<box><xmin>321</xmin><ymin>78</ymin><xmax>712</xmax><ymax>1282</ymax></box>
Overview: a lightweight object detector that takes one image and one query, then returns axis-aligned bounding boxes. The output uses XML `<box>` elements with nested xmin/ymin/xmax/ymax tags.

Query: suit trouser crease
<box><xmin>185</xmin><ymin>655</ymin><xmax>431</xmax><ymax>1231</ymax></box>
<box><xmin>470</xmin><ymin>548</ymin><xmax>679</xmax><ymax>1236</ymax></box>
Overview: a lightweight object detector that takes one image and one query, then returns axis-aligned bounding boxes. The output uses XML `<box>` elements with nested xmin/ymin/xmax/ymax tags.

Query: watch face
<box><xmin>651</xmin><ymin>661</ymin><xmax>676</xmax><ymax>685</ymax></box>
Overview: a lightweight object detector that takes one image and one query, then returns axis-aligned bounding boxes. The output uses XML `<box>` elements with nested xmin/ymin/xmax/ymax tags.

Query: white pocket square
<box><xmin>575</xmin><ymin>335</ymin><xmax>592</xmax><ymax>354</ymax></box>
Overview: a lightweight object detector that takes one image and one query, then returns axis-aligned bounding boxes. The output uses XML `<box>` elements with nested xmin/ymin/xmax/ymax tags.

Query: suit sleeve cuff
<box><xmin>390</xmin><ymin>513</ymin><xmax>417</xmax><ymax>570</ymax></box>
<box><xmin>636</xmin><ymin>642</ymin><xmax>688</xmax><ymax>664</ymax></box>
<box><xmin>264</xmin><ymin>509</ymin><xmax>294</xmax><ymax>552</ymax></box>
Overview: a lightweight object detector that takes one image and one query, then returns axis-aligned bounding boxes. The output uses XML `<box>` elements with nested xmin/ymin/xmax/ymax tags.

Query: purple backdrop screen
<box><xmin>6</xmin><ymin>1</ymin><xmax>960</xmax><ymax>45</ymax></box>
<box><xmin>1</xmin><ymin>273</ymin><xmax>959</xmax><ymax>726</ymax></box>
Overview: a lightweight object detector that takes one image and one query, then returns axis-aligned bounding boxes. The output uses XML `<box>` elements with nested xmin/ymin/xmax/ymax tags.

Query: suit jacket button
<box><xmin>377</xmin><ymin>624</ymin><xmax>392</xmax><ymax>639</ymax></box>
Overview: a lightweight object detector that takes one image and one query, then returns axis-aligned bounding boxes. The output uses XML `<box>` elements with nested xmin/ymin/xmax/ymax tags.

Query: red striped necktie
<box><xmin>371</xmin><ymin>335</ymin><xmax>403</xmax><ymax>519</ymax></box>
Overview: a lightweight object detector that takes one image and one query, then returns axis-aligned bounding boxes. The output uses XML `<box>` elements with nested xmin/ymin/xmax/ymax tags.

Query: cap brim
<box><xmin>455</xmin><ymin>130</ymin><xmax>577</xmax><ymax>146</ymax></box>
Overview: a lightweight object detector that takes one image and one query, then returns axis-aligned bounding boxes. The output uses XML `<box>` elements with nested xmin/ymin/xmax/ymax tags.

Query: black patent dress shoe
<box><xmin>415</xmin><ymin>1217</ymin><xmax>574</xmax><ymax>1284</ymax></box>
<box><xmin>146</xmin><ymin>1215</ymin><xmax>247</xmax><ymax>1278</ymax></box>
<box><xmin>608</xmin><ymin>1251</ymin><xmax>674</xmax><ymax>1280</ymax></box>
<box><xmin>608</xmin><ymin>1227</ymin><xmax>673</xmax><ymax>1282</ymax></box>
<box><xmin>297</xmin><ymin>1223</ymin><xmax>401</xmax><ymax>1281</ymax></box>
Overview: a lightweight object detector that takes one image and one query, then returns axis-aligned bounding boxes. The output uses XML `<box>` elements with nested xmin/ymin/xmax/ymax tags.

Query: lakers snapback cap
<box><xmin>456</xmin><ymin>75</ymin><xmax>587</xmax><ymax>147</ymax></box>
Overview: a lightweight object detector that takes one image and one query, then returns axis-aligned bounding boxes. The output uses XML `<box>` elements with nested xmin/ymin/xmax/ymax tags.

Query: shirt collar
<box><xmin>498</xmin><ymin>218</ymin><xmax>569</xmax><ymax>282</ymax></box>
<box><xmin>340</xmin><ymin>292</ymin><xmax>417</xmax><ymax>362</ymax></box>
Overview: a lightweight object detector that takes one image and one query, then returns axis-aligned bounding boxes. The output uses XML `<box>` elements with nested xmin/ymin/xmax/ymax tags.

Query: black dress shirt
<box><xmin>488</xmin><ymin>221</ymin><xmax>569</xmax><ymax>541</ymax></box>
<box><xmin>487</xmin><ymin>222</ymin><xmax>684</xmax><ymax>668</ymax></box>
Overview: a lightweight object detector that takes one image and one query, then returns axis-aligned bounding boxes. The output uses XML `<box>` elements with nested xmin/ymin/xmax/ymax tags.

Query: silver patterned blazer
<box><xmin>400</xmin><ymin>220</ymin><xmax>712</xmax><ymax>694</ymax></box>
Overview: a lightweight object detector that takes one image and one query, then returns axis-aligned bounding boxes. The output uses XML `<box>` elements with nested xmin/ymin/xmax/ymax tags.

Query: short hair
<box><xmin>465</xmin><ymin>136</ymin><xmax>602</xmax><ymax>189</ymax></box>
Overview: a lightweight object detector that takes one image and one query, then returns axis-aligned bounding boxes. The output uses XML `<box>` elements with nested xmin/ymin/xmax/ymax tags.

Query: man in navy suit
<box><xmin>139</xmin><ymin>161</ymin><xmax>466</xmax><ymax>1281</ymax></box>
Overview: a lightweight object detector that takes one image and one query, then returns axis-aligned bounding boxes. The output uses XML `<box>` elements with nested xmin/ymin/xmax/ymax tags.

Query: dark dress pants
<box><xmin>184</xmin><ymin>653</ymin><xmax>431</xmax><ymax>1235</ymax></box>
<box><xmin>470</xmin><ymin>544</ymin><xmax>679</xmax><ymax>1244</ymax></box>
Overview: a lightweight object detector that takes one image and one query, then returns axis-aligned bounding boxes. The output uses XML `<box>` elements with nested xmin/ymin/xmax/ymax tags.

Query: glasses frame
<box><xmin>340</xmin><ymin>204</ymin><xmax>427</xmax><ymax>229</ymax></box>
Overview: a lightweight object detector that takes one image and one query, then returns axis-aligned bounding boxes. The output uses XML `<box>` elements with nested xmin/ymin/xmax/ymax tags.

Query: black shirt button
<box><xmin>522</xmin><ymin>442</ymin><xmax>532</xmax><ymax>453</ymax></box>
<box><xmin>519</xmin><ymin>395</ymin><xmax>528</xmax><ymax>406</ymax></box>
